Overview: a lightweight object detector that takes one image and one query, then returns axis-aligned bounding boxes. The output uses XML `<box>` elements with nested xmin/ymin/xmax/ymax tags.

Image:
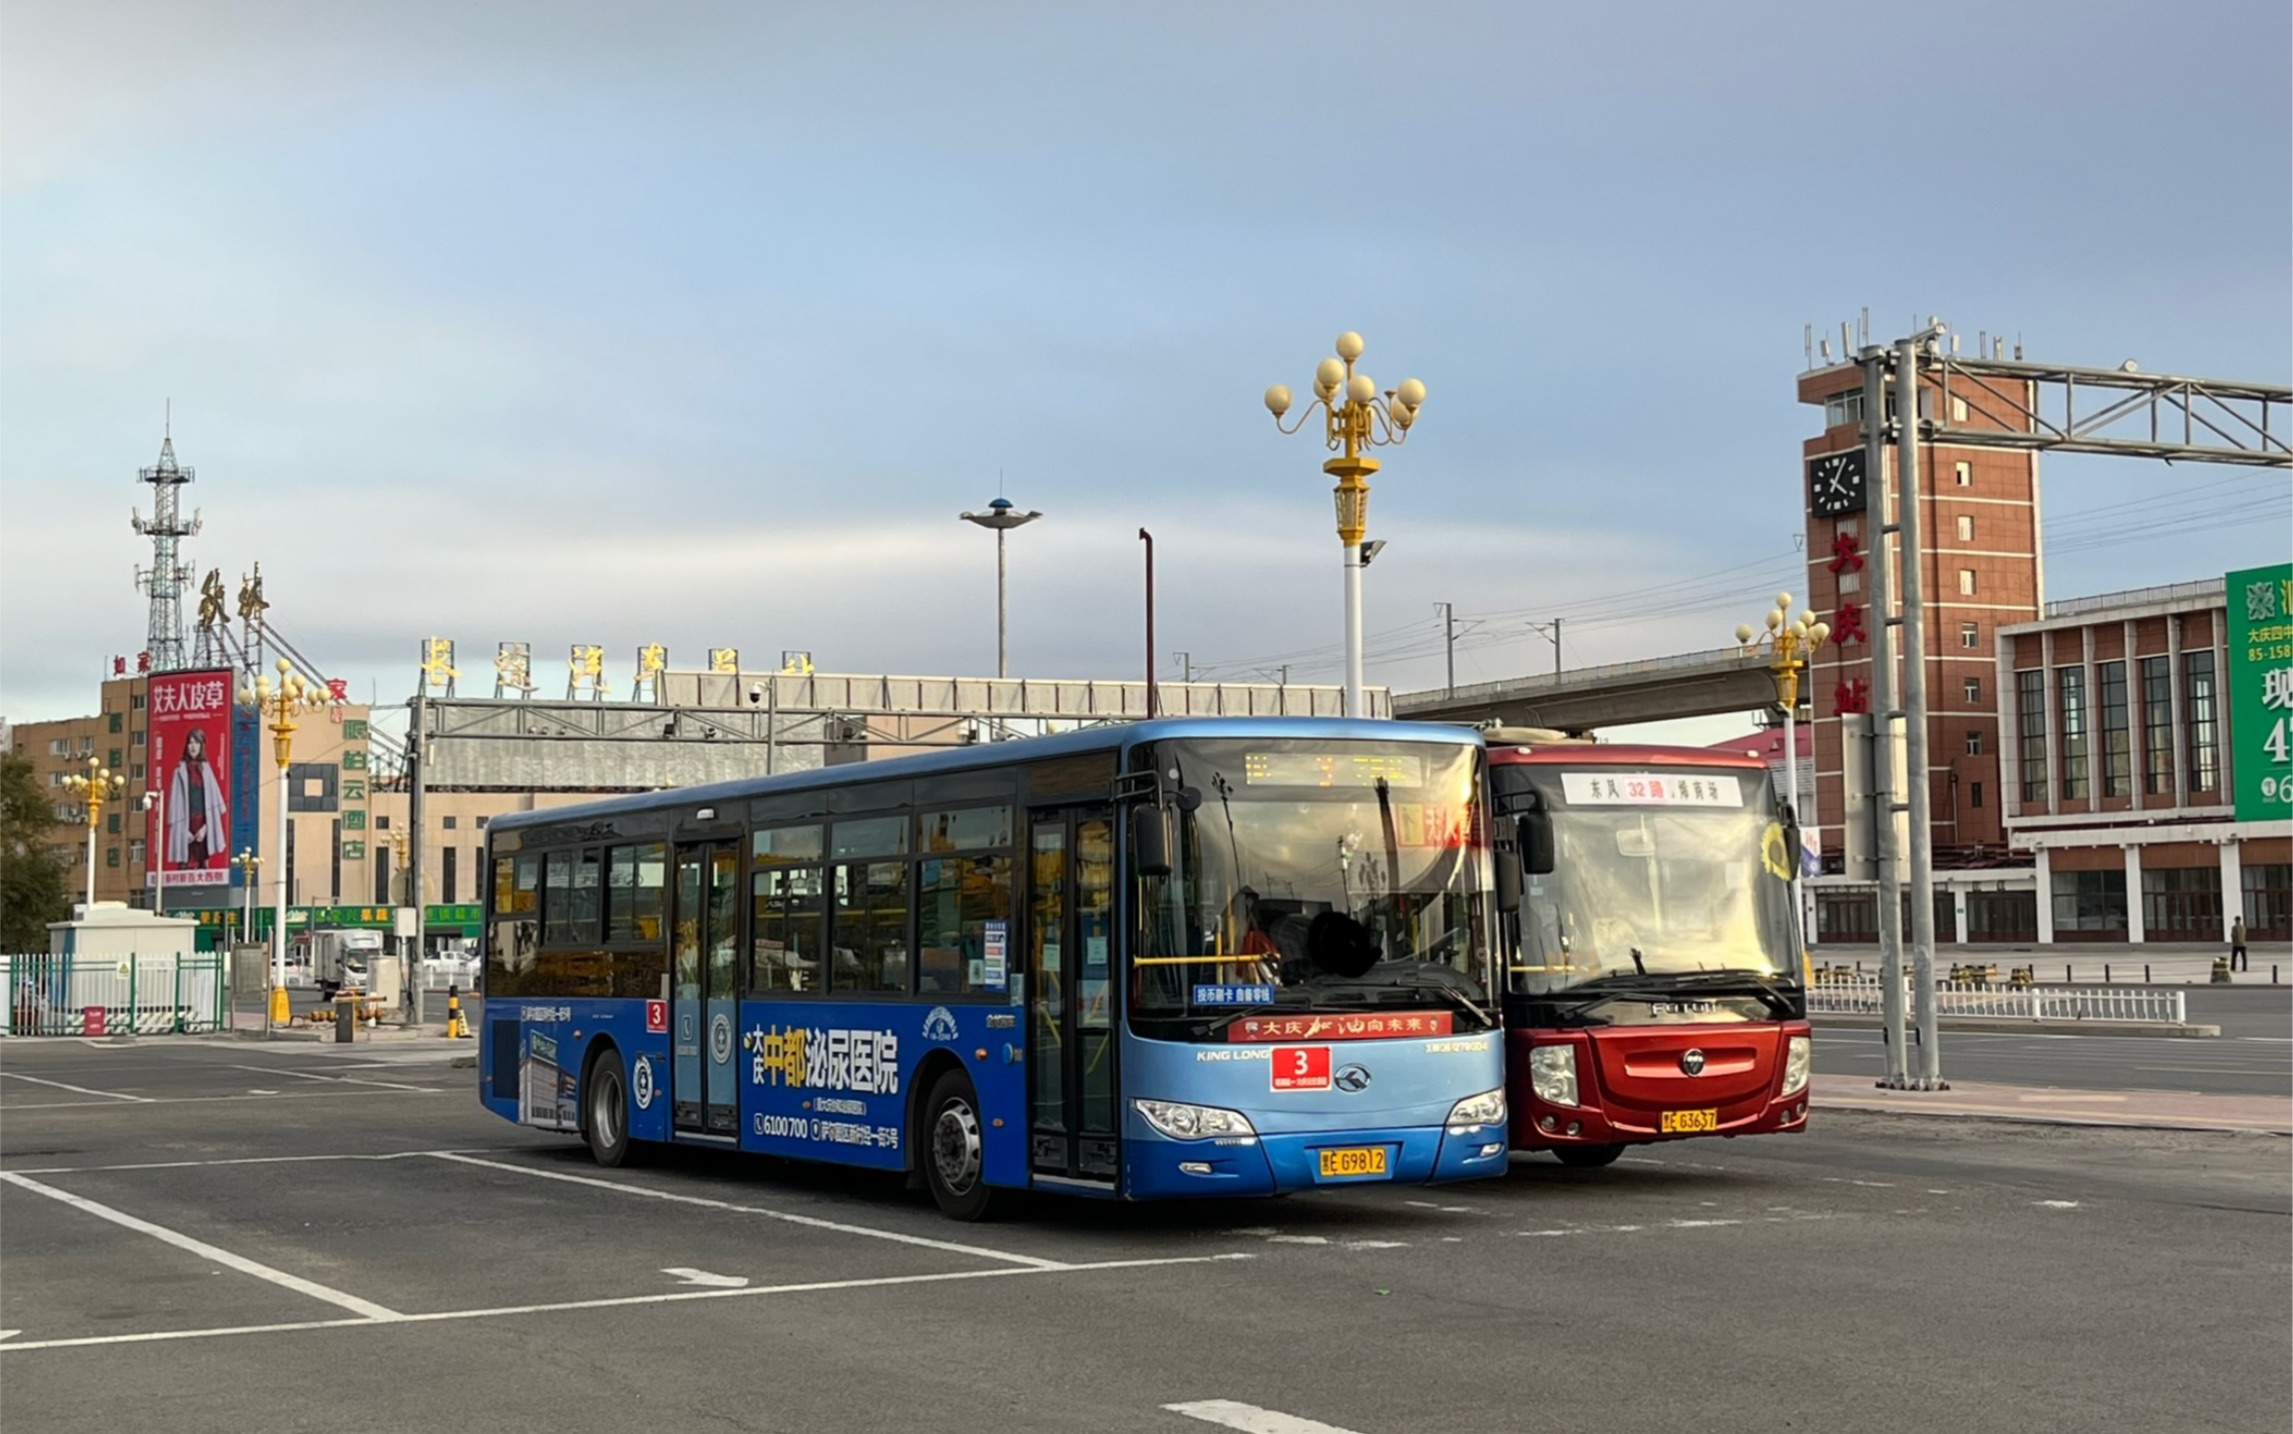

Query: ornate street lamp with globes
<box><xmin>1264</xmin><ymin>331</ymin><xmax>1425</xmax><ymax>717</ymax></box>
<box><xmin>1736</xmin><ymin>595</ymin><xmax>1829</xmax><ymax>946</ymax></box>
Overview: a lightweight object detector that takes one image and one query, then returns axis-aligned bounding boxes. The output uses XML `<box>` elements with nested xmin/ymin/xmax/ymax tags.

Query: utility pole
<box><xmin>1174</xmin><ymin>652</ymin><xmax>1193</xmax><ymax>683</ymax></box>
<box><xmin>1436</xmin><ymin>603</ymin><xmax>1456</xmax><ymax>697</ymax></box>
<box><xmin>1860</xmin><ymin>347</ymin><xmax>1909</xmax><ymax>1085</ymax></box>
<box><xmin>406</xmin><ymin>693</ymin><xmax>427</xmax><ymax>1028</ymax></box>
<box><xmin>1896</xmin><ymin>328</ymin><xmax>1944</xmax><ymax>1088</ymax></box>
<box><xmin>1139</xmin><ymin>529</ymin><xmax>1158</xmax><ymax>717</ymax></box>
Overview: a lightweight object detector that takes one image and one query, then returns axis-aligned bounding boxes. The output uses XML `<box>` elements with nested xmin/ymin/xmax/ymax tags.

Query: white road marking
<box><xmin>1338</xmin><ymin>1240</ymin><xmax>1408</xmax><ymax>1250</ymax></box>
<box><xmin>0</xmin><ymin>1331</ymin><xmax>19</xmax><ymax>1341</ymax></box>
<box><xmin>429</xmin><ymin>1153</ymin><xmax>1070</xmax><ymax>1269</ymax></box>
<box><xmin>6</xmin><ymin>1148</ymin><xmax>520</xmax><ymax>1176</ymax></box>
<box><xmin>0</xmin><ymin>1253</ymin><xmax>1249</xmax><ymax>1355</ymax></box>
<box><xmin>1264</xmin><ymin>1235</ymin><xmax>1328</xmax><ymax>1245</ymax></box>
<box><xmin>1166</xmin><ymin>1399</ymin><xmax>1365</xmax><ymax>1433</ymax></box>
<box><xmin>0</xmin><ymin>1087</ymin><xmax>439</xmax><ymax>1112</ymax></box>
<box><xmin>1511</xmin><ymin>1212</ymin><xmax>1842</xmax><ymax>1239</ymax></box>
<box><xmin>0</xmin><ymin>1171</ymin><xmax>402</xmax><ymax>1322</ymax></box>
<box><xmin>2034</xmin><ymin>1199</ymin><xmax>2082</xmax><ymax>1209</ymax></box>
<box><xmin>660</xmin><ymin>1267</ymin><xmax>749</xmax><ymax>1288</ymax></box>
<box><xmin>0</xmin><ymin>1071</ymin><xmax>153</xmax><ymax>1103</ymax></box>
<box><xmin>2014</xmin><ymin>1094</ymin><xmax>2128</xmax><ymax>1103</ymax></box>
<box><xmin>224</xmin><ymin>1064</ymin><xmax>438</xmax><ymax>1093</ymax></box>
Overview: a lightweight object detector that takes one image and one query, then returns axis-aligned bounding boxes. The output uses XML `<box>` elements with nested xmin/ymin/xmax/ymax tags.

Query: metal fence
<box><xmin>1</xmin><ymin>953</ymin><xmax>229</xmax><ymax>1036</ymax></box>
<box><xmin>1807</xmin><ymin>976</ymin><xmax>2188</xmax><ymax>1025</ymax></box>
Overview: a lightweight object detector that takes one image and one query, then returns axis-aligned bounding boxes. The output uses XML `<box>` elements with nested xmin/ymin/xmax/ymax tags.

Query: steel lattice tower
<box><xmin>131</xmin><ymin>413</ymin><xmax>202</xmax><ymax>673</ymax></box>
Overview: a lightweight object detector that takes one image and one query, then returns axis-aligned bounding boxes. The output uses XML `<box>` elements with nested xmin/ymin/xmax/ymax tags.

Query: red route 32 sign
<box><xmin>1270</xmin><ymin>1045</ymin><xmax>1331</xmax><ymax>1092</ymax></box>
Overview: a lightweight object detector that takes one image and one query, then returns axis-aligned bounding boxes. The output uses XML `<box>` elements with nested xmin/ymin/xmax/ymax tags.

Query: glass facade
<box><xmin>2050</xmin><ymin>868</ymin><xmax>2125</xmax><ymax>934</ymax></box>
<box><xmin>2098</xmin><ymin>661</ymin><xmax>2129</xmax><ymax>798</ymax></box>
<box><xmin>2017</xmin><ymin>669</ymin><xmax>2048</xmax><ymax>806</ymax></box>
<box><xmin>2141</xmin><ymin>656</ymin><xmax>2173</xmax><ymax>797</ymax></box>
<box><xmin>2185</xmin><ymin>650</ymin><xmax>2219</xmax><ymax>794</ymax></box>
<box><xmin>2057</xmin><ymin>667</ymin><xmax>2088</xmax><ymax>800</ymax></box>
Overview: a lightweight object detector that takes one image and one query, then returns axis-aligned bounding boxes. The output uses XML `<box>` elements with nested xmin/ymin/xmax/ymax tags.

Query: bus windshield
<box><xmin>1510</xmin><ymin>766</ymin><xmax>1796</xmax><ymax>996</ymax></box>
<box><xmin>1132</xmin><ymin>739</ymin><xmax>1496</xmax><ymax>1038</ymax></box>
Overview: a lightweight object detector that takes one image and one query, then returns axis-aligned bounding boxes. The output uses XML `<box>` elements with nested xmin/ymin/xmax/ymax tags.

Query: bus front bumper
<box><xmin>1122</xmin><ymin>1121</ymin><xmax>1510</xmax><ymax>1200</ymax></box>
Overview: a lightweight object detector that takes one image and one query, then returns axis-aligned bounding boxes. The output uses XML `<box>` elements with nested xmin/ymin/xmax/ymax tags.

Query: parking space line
<box><xmin>223</xmin><ymin>1064</ymin><xmax>441</xmax><ymax>1093</ymax></box>
<box><xmin>0</xmin><ymin>1171</ymin><xmax>404</xmax><ymax>1322</ymax></box>
<box><xmin>0</xmin><ymin>1253</ymin><xmax>1249</xmax><ymax>1354</ymax></box>
<box><xmin>430</xmin><ymin>1152</ymin><xmax>1072</xmax><ymax>1269</ymax></box>
<box><xmin>1165</xmin><ymin>1399</ymin><xmax>1366</xmax><ymax>1433</ymax></box>
<box><xmin>4</xmin><ymin>1147</ymin><xmax>521</xmax><ymax>1177</ymax></box>
<box><xmin>0</xmin><ymin>1071</ymin><xmax>153</xmax><ymax>1103</ymax></box>
<box><xmin>0</xmin><ymin>1087</ymin><xmax>443</xmax><ymax>1112</ymax></box>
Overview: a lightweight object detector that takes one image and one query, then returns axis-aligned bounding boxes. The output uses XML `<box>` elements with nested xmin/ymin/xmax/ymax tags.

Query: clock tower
<box><xmin>1798</xmin><ymin>356</ymin><xmax>2041</xmax><ymax>866</ymax></box>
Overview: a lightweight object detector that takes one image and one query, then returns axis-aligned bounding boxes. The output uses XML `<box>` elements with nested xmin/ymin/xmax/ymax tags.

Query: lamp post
<box><xmin>1264</xmin><ymin>331</ymin><xmax>1426</xmax><ymax>717</ymax></box>
<box><xmin>239</xmin><ymin>659</ymin><xmax>329</xmax><ymax>1029</ymax></box>
<box><xmin>958</xmin><ymin>498</ymin><xmax>1043</xmax><ymax>680</ymax></box>
<box><xmin>141</xmin><ymin>789</ymin><xmax>164</xmax><ymax>914</ymax></box>
<box><xmin>1736</xmin><ymin>595</ymin><xmax>1830</xmax><ymax>951</ymax></box>
<box><xmin>234</xmin><ymin>847</ymin><xmax>261</xmax><ymax>951</ymax></box>
<box><xmin>60</xmin><ymin>757</ymin><xmax>125</xmax><ymax>908</ymax></box>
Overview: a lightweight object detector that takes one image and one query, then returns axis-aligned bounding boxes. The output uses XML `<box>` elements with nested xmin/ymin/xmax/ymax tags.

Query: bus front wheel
<box><xmin>1552</xmin><ymin>1144</ymin><xmax>1624</xmax><ymax>1169</ymax></box>
<box><xmin>584</xmin><ymin>1049</ymin><xmax>633</xmax><ymax>1168</ymax></box>
<box><xmin>921</xmin><ymin>1070</ymin><xmax>1004</xmax><ymax>1222</ymax></box>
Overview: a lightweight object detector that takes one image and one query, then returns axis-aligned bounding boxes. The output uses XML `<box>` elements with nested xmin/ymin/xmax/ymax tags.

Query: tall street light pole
<box><xmin>959</xmin><ymin>498</ymin><xmax>1043</xmax><ymax>680</ymax></box>
<box><xmin>240</xmin><ymin>659</ymin><xmax>328</xmax><ymax>1031</ymax></box>
<box><xmin>1264</xmin><ymin>331</ymin><xmax>1427</xmax><ymax>719</ymax></box>
<box><xmin>61</xmin><ymin>756</ymin><xmax>124</xmax><ymax>908</ymax></box>
<box><xmin>1737</xmin><ymin>597</ymin><xmax>1829</xmax><ymax>953</ymax></box>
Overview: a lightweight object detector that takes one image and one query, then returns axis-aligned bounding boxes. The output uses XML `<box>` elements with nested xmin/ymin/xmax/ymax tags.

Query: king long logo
<box><xmin>921</xmin><ymin>1006</ymin><xmax>960</xmax><ymax>1043</ymax></box>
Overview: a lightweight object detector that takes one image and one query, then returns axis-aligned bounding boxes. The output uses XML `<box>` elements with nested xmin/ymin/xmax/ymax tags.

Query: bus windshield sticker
<box><xmin>1559</xmin><ymin>773</ymin><xmax>1743</xmax><ymax>808</ymax></box>
<box><xmin>1229</xmin><ymin>1012</ymin><xmax>1453</xmax><ymax>1043</ymax></box>
<box><xmin>982</xmin><ymin>921</ymin><xmax>1008</xmax><ymax>991</ymax></box>
<box><xmin>1193</xmin><ymin>983</ymin><xmax>1277</xmax><ymax>1007</ymax></box>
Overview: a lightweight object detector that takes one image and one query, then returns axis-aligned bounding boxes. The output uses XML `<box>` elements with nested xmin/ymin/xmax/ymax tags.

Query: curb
<box><xmin>1815</xmin><ymin>1015</ymin><xmax>2220</xmax><ymax>1039</ymax></box>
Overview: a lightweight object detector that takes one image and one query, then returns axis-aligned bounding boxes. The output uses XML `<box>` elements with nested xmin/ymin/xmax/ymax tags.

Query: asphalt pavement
<box><xmin>3</xmin><ymin>1037</ymin><xmax>2287</xmax><ymax>1434</ymax></box>
<box><xmin>1813</xmin><ymin>988</ymin><xmax>2292</xmax><ymax>1099</ymax></box>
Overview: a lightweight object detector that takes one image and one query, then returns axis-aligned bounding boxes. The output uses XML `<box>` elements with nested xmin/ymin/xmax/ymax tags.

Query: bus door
<box><xmin>671</xmin><ymin>840</ymin><xmax>742</xmax><ymax>1135</ymax></box>
<box><xmin>1027</xmin><ymin>805</ymin><xmax>1119</xmax><ymax>1183</ymax></box>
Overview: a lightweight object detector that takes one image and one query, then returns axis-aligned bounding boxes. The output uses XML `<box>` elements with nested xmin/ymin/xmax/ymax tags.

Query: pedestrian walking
<box><xmin>2230</xmin><ymin>915</ymin><xmax>2248</xmax><ymax>973</ymax></box>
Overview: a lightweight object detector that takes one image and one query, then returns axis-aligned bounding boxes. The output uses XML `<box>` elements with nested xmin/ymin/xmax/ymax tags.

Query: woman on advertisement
<box><xmin>166</xmin><ymin>724</ymin><xmax>230</xmax><ymax>870</ymax></box>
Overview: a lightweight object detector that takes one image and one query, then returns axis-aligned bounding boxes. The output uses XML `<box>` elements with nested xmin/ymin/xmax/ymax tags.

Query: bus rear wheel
<box><xmin>584</xmin><ymin>1049</ymin><xmax>633</xmax><ymax>1168</ymax></box>
<box><xmin>921</xmin><ymin>1070</ymin><xmax>1004</xmax><ymax>1222</ymax></box>
<box><xmin>1552</xmin><ymin>1144</ymin><xmax>1624</xmax><ymax>1169</ymax></box>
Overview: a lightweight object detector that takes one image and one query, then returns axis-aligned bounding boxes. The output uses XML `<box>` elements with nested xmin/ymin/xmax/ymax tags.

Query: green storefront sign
<box><xmin>2227</xmin><ymin>561</ymin><xmax>2293</xmax><ymax>823</ymax></box>
<box><xmin>180</xmin><ymin>903</ymin><xmax>486</xmax><ymax>939</ymax></box>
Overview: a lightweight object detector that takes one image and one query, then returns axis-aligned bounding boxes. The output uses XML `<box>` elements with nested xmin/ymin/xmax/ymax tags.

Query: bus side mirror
<box><xmin>1132</xmin><ymin>805</ymin><xmax>1173</xmax><ymax>877</ymax></box>
<box><xmin>1494</xmin><ymin>840</ymin><xmax>1523</xmax><ymax>914</ymax></box>
<box><xmin>1519</xmin><ymin>810</ymin><xmax>1555</xmax><ymax>876</ymax></box>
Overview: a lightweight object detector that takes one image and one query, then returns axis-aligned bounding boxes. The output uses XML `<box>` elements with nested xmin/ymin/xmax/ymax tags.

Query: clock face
<box><xmin>1808</xmin><ymin>449</ymin><xmax>1868</xmax><ymax>517</ymax></box>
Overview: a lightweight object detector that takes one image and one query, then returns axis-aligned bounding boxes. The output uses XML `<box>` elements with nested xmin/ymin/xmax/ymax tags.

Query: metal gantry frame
<box><xmin>1860</xmin><ymin>330</ymin><xmax>2291</xmax><ymax>1091</ymax></box>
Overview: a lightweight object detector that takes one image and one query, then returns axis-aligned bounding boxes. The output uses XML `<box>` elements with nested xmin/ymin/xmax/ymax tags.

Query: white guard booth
<box><xmin>0</xmin><ymin>902</ymin><xmax>217</xmax><ymax>1036</ymax></box>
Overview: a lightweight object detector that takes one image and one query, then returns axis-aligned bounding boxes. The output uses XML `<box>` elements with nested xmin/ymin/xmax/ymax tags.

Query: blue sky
<box><xmin>4</xmin><ymin>1</ymin><xmax>2287</xmax><ymax>731</ymax></box>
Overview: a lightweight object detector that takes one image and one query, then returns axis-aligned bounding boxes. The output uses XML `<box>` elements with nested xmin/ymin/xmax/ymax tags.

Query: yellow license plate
<box><xmin>1660</xmin><ymin>1108</ymin><xmax>1718</xmax><ymax>1133</ymax></box>
<box><xmin>1317</xmin><ymin>1146</ymin><xmax>1389</xmax><ymax>1178</ymax></box>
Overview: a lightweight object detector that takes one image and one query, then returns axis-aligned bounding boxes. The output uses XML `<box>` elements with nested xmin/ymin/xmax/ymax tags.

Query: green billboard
<box><xmin>2227</xmin><ymin>561</ymin><xmax>2293</xmax><ymax>823</ymax></box>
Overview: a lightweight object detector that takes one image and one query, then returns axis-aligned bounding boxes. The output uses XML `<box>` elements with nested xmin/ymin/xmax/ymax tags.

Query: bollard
<box><xmin>2065</xmin><ymin>964</ymin><xmax>2072</xmax><ymax>984</ymax></box>
<box><xmin>445</xmin><ymin>985</ymin><xmax>471</xmax><ymax>1040</ymax></box>
<box><xmin>2104</xmin><ymin>963</ymin><xmax>2111</xmax><ymax>984</ymax></box>
<box><xmin>2144</xmin><ymin>964</ymin><xmax>2150</xmax><ymax>983</ymax></box>
<box><xmin>2210</xmin><ymin>956</ymin><xmax>2232</xmax><ymax>984</ymax></box>
<box><xmin>334</xmin><ymin>995</ymin><xmax>356</xmax><ymax>1043</ymax></box>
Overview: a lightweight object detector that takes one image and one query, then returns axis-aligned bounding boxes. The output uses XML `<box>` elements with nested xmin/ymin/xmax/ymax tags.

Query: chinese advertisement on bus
<box><xmin>147</xmin><ymin>667</ymin><xmax>237</xmax><ymax>888</ymax></box>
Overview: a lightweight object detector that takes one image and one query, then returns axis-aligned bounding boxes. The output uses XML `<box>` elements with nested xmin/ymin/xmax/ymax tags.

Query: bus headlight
<box><xmin>1528</xmin><ymin>1045</ymin><xmax>1578</xmax><ymax>1107</ymax></box>
<box><xmin>1780</xmin><ymin>1034</ymin><xmax>1812</xmax><ymax>1098</ymax></box>
<box><xmin>1446</xmin><ymin>1088</ymin><xmax>1507</xmax><ymax>1133</ymax></box>
<box><xmin>1133</xmin><ymin>1099</ymin><xmax>1257</xmax><ymax>1141</ymax></box>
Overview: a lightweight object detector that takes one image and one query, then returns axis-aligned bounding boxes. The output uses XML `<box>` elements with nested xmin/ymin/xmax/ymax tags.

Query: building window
<box><xmin>2141</xmin><ymin>656</ymin><xmax>2173</xmax><ymax>797</ymax></box>
<box><xmin>1951</xmin><ymin>396</ymin><xmax>1969</xmax><ymax>422</ymax></box>
<box><xmin>2186</xmin><ymin>650</ymin><xmax>2219</xmax><ymax>793</ymax></box>
<box><xmin>1956</xmin><ymin>514</ymin><xmax>1974</xmax><ymax>543</ymax></box>
<box><xmin>1960</xmin><ymin>622</ymin><xmax>1980</xmax><ymax>650</ymax></box>
<box><xmin>1823</xmin><ymin>389</ymin><xmax>1864</xmax><ymax>430</ymax></box>
<box><xmin>108</xmin><ymin>712</ymin><xmax>123</xmax><ymax>734</ymax></box>
<box><xmin>1839</xmin><ymin>570</ymin><xmax>1860</xmax><ymax>594</ymax></box>
<box><xmin>1965</xmin><ymin>676</ymin><xmax>1982</xmax><ymax>702</ymax></box>
<box><xmin>375</xmin><ymin>849</ymin><xmax>393</xmax><ymax>906</ymax></box>
<box><xmin>132</xmin><ymin>730</ymin><xmax>144</xmax><ymax>748</ymax></box>
<box><xmin>1958</xmin><ymin>570</ymin><xmax>1977</xmax><ymax>596</ymax></box>
<box><xmin>80</xmin><ymin>736</ymin><xmax>94</xmax><ymax>754</ymax></box>
<box><xmin>443</xmin><ymin>816</ymin><xmax>458</xmax><ymax>831</ymax></box>
<box><xmin>476</xmin><ymin>816</ymin><xmax>489</xmax><ymax>829</ymax></box>
<box><xmin>2051</xmin><ymin>869</ymin><xmax>2126</xmax><ymax>933</ymax></box>
<box><xmin>375</xmin><ymin>814</ymin><xmax>391</xmax><ymax>831</ymax></box>
<box><xmin>106</xmin><ymin>812</ymin><xmax>119</xmax><ymax>835</ymax></box>
<box><xmin>129</xmin><ymin>839</ymin><xmax>146</xmax><ymax>864</ymax></box>
<box><xmin>106</xmin><ymin>846</ymin><xmax>120</xmax><ymax>868</ymax></box>
<box><xmin>2057</xmin><ymin>666</ymin><xmax>2088</xmax><ymax>800</ymax></box>
<box><xmin>2244</xmin><ymin>864</ymin><xmax>2290</xmax><ymax>939</ymax></box>
<box><xmin>1970</xmin><ymin>781</ymin><xmax>1983</xmax><ymax>809</ymax></box>
<box><xmin>1966</xmin><ymin>730</ymin><xmax>1983</xmax><ymax>756</ymax></box>
<box><xmin>130</xmin><ymin>763</ymin><xmax>144</xmax><ymax>780</ymax></box>
<box><xmin>2017</xmin><ymin>669</ymin><xmax>2048</xmax><ymax>806</ymax></box>
<box><xmin>48</xmin><ymin>739</ymin><xmax>68</xmax><ymax>756</ymax></box>
<box><xmin>2098</xmin><ymin>660</ymin><xmax>2130</xmax><ymax>798</ymax></box>
<box><xmin>443</xmin><ymin>845</ymin><xmax>459</xmax><ymax>905</ymax></box>
<box><xmin>131</xmin><ymin>694</ymin><xmax>145</xmax><ymax>710</ymax></box>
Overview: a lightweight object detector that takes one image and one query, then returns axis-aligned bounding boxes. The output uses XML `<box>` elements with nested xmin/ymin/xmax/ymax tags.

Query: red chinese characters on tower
<box><xmin>1831</xmin><ymin>601</ymin><xmax>1868</xmax><ymax>647</ymax></box>
<box><xmin>1834</xmin><ymin>678</ymin><xmax>1870</xmax><ymax>716</ymax></box>
<box><xmin>1827</xmin><ymin>530</ymin><xmax>1865</xmax><ymax>576</ymax></box>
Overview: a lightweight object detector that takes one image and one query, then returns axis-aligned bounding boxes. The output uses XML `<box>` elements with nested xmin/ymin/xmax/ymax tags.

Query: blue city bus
<box><xmin>478</xmin><ymin>718</ymin><xmax>1510</xmax><ymax>1218</ymax></box>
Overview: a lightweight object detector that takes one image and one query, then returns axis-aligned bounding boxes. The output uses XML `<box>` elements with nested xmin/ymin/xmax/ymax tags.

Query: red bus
<box><xmin>1487</xmin><ymin>730</ymin><xmax>1810</xmax><ymax>1167</ymax></box>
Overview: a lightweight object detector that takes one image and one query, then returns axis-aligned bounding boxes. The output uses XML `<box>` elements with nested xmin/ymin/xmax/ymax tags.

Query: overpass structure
<box><xmin>1392</xmin><ymin>646</ymin><xmax>1778</xmax><ymax>731</ymax></box>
